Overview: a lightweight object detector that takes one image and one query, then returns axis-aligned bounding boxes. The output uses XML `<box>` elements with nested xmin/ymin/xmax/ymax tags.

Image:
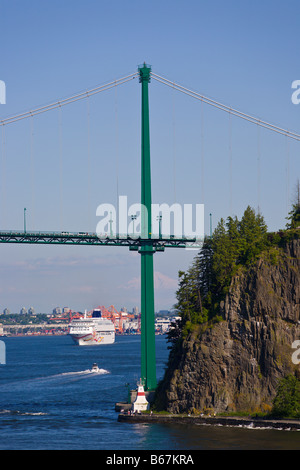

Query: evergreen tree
<box><xmin>170</xmin><ymin>206</ymin><xmax>270</xmax><ymax>345</ymax></box>
<box><xmin>238</xmin><ymin>206</ymin><xmax>267</xmax><ymax>265</ymax></box>
<box><xmin>211</xmin><ymin>218</ymin><xmax>233</xmax><ymax>294</ymax></box>
<box><xmin>195</xmin><ymin>236</ymin><xmax>213</xmax><ymax>301</ymax></box>
<box><xmin>272</xmin><ymin>375</ymin><xmax>300</xmax><ymax>418</ymax></box>
<box><xmin>286</xmin><ymin>179</ymin><xmax>300</xmax><ymax>229</ymax></box>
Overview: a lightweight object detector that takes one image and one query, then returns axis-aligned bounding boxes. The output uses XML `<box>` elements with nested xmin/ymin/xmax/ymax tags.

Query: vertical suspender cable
<box><xmin>257</xmin><ymin>123</ymin><xmax>261</xmax><ymax>214</ymax></box>
<box><xmin>30</xmin><ymin>115</ymin><xmax>35</xmax><ymax>230</ymax></box>
<box><xmin>87</xmin><ymin>96</ymin><xmax>92</xmax><ymax>230</ymax></box>
<box><xmin>172</xmin><ymin>81</ymin><xmax>177</xmax><ymax>203</ymax></box>
<box><xmin>200</xmin><ymin>98</ymin><xmax>204</xmax><ymax>203</ymax></box>
<box><xmin>1</xmin><ymin>125</ymin><xmax>6</xmax><ymax>228</ymax></box>
<box><xmin>286</xmin><ymin>135</ymin><xmax>290</xmax><ymax>214</ymax></box>
<box><xmin>58</xmin><ymin>105</ymin><xmax>63</xmax><ymax>231</ymax></box>
<box><xmin>115</xmin><ymin>80</ymin><xmax>119</xmax><ymax>230</ymax></box>
<box><xmin>229</xmin><ymin>110</ymin><xmax>233</xmax><ymax>216</ymax></box>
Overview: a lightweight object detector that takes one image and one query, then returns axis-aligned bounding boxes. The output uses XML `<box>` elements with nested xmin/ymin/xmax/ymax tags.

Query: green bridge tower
<box><xmin>139</xmin><ymin>63</ymin><xmax>156</xmax><ymax>391</ymax></box>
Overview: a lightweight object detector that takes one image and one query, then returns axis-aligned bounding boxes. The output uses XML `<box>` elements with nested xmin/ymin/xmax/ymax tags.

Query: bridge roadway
<box><xmin>0</xmin><ymin>230</ymin><xmax>200</xmax><ymax>251</ymax></box>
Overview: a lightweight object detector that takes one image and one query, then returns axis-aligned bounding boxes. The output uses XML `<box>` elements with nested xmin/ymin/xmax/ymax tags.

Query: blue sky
<box><xmin>0</xmin><ymin>0</ymin><xmax>299</xmax><ymax>313</ymax></box>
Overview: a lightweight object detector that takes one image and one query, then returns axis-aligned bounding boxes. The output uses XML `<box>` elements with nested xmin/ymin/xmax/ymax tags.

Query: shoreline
<box><xmin>118</xmin><ymin>412</ymin><xmax>300</xmax><ymax>430</ymax></box>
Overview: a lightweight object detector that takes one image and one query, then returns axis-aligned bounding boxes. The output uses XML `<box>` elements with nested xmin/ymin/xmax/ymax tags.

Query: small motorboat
<box><xmin>91</xmin><ymin>363</ymin><xmax>100</xmax><ymax>373</ymax></box>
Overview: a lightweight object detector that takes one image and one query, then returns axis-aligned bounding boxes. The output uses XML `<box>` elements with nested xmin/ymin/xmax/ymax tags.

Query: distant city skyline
<box><xmin>1</xmin><ymin>304</ymin><xmax>172</xmax><ymax>316</ymax></box>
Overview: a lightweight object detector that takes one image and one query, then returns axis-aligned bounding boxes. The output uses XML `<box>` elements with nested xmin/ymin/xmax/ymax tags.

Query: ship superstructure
<box><xmin>69</xmin><ymin>309</ymin><xmax>115</xmax><ymax>345</ymax></box>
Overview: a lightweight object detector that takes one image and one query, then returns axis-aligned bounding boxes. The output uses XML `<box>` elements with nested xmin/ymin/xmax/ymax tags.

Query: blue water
<box><xmin>0</xmin><ymin>335</ymin><xmax>299</xmax><ymax>450</ymax></box>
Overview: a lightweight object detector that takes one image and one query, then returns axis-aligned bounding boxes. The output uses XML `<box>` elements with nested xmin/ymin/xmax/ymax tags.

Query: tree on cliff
<box><xmin>286</xmin><ymin>179</ymin><xmax>300</xmax><ymax>229</ymax></box>
<box><xmin>211</xmin><ymin>206</ymin><xmax>267</xmax><ymax>298</ymax></box>
<box><xmin>169</xmin><ymin>206</ymin><xmax>268</xmax><ymax>341</ymax></box>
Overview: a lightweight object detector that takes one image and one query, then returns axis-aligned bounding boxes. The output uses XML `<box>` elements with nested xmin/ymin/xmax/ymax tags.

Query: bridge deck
<box><xmin>0</xmin><ymin>231</ymin><xmax>201</xmax><ymax>250</ymax></box>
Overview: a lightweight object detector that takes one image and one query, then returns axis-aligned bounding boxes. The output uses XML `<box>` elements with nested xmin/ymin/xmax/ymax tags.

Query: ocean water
<box><xmin>0</xmin><ymin>334</ymin><xmax>299</xmax><ymax>450</ymax></box>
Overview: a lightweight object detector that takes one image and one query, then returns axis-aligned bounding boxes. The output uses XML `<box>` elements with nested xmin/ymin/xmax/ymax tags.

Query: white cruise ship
<box><xmin>69</xmin><ymin>309</ymin><xmax>115</xmax><ymax>346</ymax></box>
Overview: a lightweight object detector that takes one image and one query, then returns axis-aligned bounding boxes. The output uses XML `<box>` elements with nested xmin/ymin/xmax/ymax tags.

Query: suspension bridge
<box><xmin>0</xmin><ymin>63</ymin><xmax>299</xmax><ymax>391</ymax></box>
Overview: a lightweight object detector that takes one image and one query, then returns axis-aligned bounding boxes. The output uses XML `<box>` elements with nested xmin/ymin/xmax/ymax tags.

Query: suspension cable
<box><xmin>2</xmin><ymin>69</ymin><xmax>298</xmax><ymax>141</ymax></box>
<box><xmin>0</xmin><ymin>73</ymin><xmax>138</xmax><ymax>127</ymax></box>
<box><xmin>152</xmin><ymin>73</ymin><xmax>300</xmax><ymax>142</ymax></box>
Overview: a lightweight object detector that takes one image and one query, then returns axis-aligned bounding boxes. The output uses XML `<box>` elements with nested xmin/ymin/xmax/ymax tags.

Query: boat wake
<box><xmin>0</xmin><ymin>368</ymin><xmax>110</xmax><ymax>393</ymax></box>
<box><xmin>53</xmin><ymin>368</ymin><xmax>109</xmax><ymax>377</ymax></box>
<box><xmin>0</xmin><ymin>409</ymin><xmax>47</xmax><ymax>416</ymax></box>
<box><xmin>196</xmin><ymin>421</ymin><xmax>300</xmax><ymax>432</ymax></box>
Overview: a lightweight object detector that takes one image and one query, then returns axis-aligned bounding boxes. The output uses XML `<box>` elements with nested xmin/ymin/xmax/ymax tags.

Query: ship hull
<box><xmin>70</xmin><ymin>332</ymin><xmax>115</xmax><ymax>346</ymax></box>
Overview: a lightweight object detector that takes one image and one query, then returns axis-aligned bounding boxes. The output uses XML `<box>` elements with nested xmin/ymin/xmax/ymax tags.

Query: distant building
<box><xmin>28</xmin><ymin>307</ymin><xmax>35</xmax><ymax>315</ymax></box>
<box><xmin>53</xmin><ymin>307</ymin><xmax>62</xmax><ymax>315</ymax></box>
<box><xmin>20</xmin><ymin>307</ymin><xmax>27</xmax><ymax>315</ymax></box>
<box><xmin>3</xmin><ymin>308</ymin><xmax>10</xmax><ymax>315</ymax></box>
<box><xmin>123</xmin><ymin>320</ymin><xmax>139</xmax><ymax>333</ymax></box>
<box><xmin>63</xmin><ymin>307</ymin><xmax>71</xmax><ymax>314</ymax></box>
<box><xmin>157</xmin><ymin>310</ymin><xmax>171</xmax><ymax>316</ymax></box>
<box><xmin>132</xmin><ymin>306</ymin><xmax>139</xmax><ymax>316</ymax></box>
<box><xmin>155</xmin><ymin>317</ymin><xmax>171</xmax><ymax>333</ymax></box>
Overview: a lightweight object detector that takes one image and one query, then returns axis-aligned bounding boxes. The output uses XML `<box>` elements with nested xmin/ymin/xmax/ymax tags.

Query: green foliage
<box><xmin>272</xmin><ymin>375</ymin><xmax>300</xmax><ymax>418</ymax></box>
<box><xmin>0</xmin><ymin>313</ymin><xmax>50</xmax><ymax>325</ymax></box>
<box><xmin>168</xmin><ymin>206</ymin><xmax>270</xmax><ymax>345</ymax></box>
<box><xmin>267</xmin><ymin>229</ymin><xmax>299</xmax><ymax>247</ymax></box>
<box><xmin>167</xmin><ymin>204</ymin><xmax>300</xmax><ymax>349</ymax></box>
<box><xmin>286</xmin><ymin>204</ymin><xmax>300</xmax><ymax>229</ymax></box>
<box><xmin>210</xmin><ymin>207</ymin><xmax>268</xmax><ymax>300</ymax></box>
<box><xmin>286</xmin><ymin>180</ymin><xmax>300</xmax><ymax>229</ymax></box>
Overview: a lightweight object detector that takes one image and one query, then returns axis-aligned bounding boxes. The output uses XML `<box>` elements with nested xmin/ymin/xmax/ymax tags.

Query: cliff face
<box><xmin>155</xmin><ymin>239</ymin><xmax>300</xmax><ymax>414</ymax></box>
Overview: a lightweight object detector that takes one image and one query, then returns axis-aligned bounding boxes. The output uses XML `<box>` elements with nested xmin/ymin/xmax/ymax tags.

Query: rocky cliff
<box><xmin>155</xmin><ymin>238</ymin><xmax>300</xmax><ymax>414</ymax></box>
